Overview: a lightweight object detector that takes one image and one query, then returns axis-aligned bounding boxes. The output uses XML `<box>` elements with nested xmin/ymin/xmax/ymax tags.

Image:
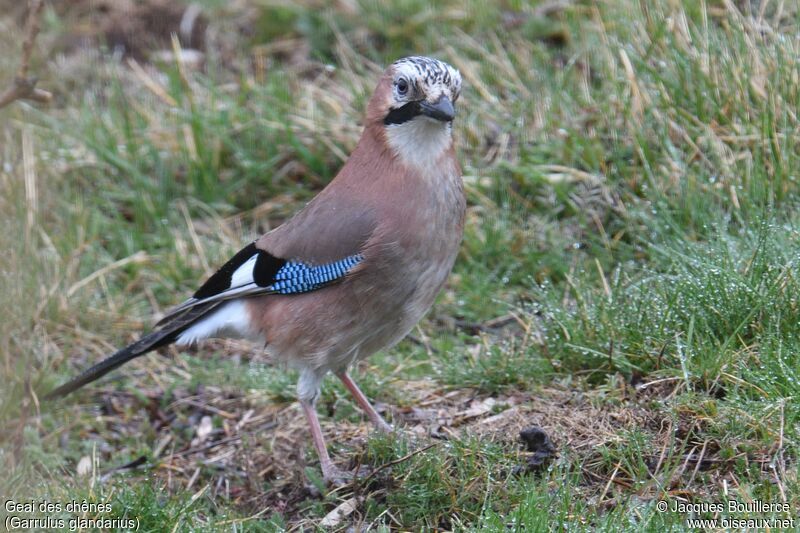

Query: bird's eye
<box><xmin>396</xmin><ymin>79</ymin><xmax>409</xmax><ymax>96</ymax></box>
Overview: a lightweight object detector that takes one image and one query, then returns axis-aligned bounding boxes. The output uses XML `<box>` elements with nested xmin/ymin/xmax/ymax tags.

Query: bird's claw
<box><xmin>376</xmin><ymin>421</ymin><xmax>394</xmax><ymax>434</ymax></box>
<box><xmin>322</xmin><ymin>465</ymin><xmax>374</xmax><ymax>487</ymax></box>
<box><xmin>321</xmin><ymin>465</ymin><xmax>355</xmax><ymax>487</ymax></box>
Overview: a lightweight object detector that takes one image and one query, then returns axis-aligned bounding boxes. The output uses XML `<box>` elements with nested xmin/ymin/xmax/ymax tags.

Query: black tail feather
<box><xmin>44</xmin><ymin>302</ymin><xmax>221</xmax><ymax>400</ymax></box>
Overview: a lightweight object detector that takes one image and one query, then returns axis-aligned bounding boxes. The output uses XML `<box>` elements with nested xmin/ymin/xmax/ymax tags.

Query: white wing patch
<box><xmin>230</xmin><ymin>254</ymin><xmax>258</xmax><ymax>288</ymax></box>
<box><xmin>175</xmin><ymin>300</ymin><xmax>259</xmax><ymax>345</ymax></box>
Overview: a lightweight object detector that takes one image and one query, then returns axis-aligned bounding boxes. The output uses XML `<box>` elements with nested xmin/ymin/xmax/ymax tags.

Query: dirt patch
<box><xmin>49</xmin><ymin>370</ymin><xmax>781</xmax><ymax>528</ymax></box>
<box><xmin>74</xmin><ymin>0</ymin><xmax>207</xmax><ymax>59</ymax></box>
<box><xmin>2</xmin><ymin>0</ymin><xmax>207</xmax><ymax>60</ymax></box>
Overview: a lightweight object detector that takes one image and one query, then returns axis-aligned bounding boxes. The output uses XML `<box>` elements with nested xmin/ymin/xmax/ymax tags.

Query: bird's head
<box><xmin>367</xmin><ymin>56</ymin><xmax>462</xmax><ymax>167</ymax></box>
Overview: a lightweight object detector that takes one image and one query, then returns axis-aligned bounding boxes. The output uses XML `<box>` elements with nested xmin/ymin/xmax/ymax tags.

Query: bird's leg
<box><xmin>300</xmin><ymin>398</ymin><xmax>350</xmax><ymax>484</ymax></box>
<box><xmin>336</xmin><ymin>371</ymin><xmax>393</xmax><ymax>433</ymax></box>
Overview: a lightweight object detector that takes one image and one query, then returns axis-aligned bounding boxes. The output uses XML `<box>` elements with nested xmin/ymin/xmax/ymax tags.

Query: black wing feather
<box><xmin>194</xmin><ymin>242</ymin><xmax>286</xmax><ymax>299</ymax></box>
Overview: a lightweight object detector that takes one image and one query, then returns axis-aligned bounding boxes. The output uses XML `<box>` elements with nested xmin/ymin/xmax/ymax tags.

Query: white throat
<box><xmin>385</xmin><ymin>118</ymin><xmax>452</xmax><ymax>169</ymax></box>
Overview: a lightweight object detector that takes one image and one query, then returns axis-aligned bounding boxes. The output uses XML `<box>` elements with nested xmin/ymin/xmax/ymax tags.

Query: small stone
<box><xmin>515</xmin><ymin>426</ymin><xmax>556</xmax><ymax>476</ymax></box>
<box><xmin>519</xmin><ymin>426</ymin><xmax>555</xmax><ymax>454</ymax></box>
<box><xmin>150</xmin><ymin>48</ymin><xmax>205</xmax><ymax>69</ymax></box>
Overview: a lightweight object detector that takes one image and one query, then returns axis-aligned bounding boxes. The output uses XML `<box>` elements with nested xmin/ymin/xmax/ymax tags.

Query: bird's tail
<box><xmin>44</xmin><ymin>302</ymin><xmax>221</xmax><ymax>400</ymax></box>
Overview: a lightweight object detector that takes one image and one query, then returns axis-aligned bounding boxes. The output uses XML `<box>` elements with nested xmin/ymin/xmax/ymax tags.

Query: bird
<box><xmin>46</xmin><ymin>56</ymin><xmax>465</xmax><ymax>483</ymax></box>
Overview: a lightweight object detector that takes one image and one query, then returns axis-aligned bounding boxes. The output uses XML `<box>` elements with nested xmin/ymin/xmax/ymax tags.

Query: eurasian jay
<box><xmin>47</xmin><ymin>56</ymin><xmax>465</xmax><ymax>482</ymax></box>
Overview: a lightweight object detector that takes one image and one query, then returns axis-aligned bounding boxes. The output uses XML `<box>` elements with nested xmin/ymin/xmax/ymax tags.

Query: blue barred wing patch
<box><xmin>269</xmin><ymin>254</ymin><xmax>363</xmax><ymax>294</ymax></box>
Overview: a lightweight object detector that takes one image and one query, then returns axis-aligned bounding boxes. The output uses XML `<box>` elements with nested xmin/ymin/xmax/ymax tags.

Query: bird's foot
<box><xmin>375</xmin><ymin>419</ymin><xmax>394</xmax><ymax>434</ymax></box>
<box><xmin>321</xmin><ymin>464</ymin><xmax>375</xmax><ymax>487</ymax></box>
<box><xmin>321</xmin><ymin>464</ymin><xmax>356</xmax><ymax>487</ymax></box>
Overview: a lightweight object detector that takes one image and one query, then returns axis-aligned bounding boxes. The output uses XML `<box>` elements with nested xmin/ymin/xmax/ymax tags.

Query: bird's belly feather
<box><xmin>246</xmin><ymin>170</ymin><xmax>464</xmax><ymax>373</ymax></box>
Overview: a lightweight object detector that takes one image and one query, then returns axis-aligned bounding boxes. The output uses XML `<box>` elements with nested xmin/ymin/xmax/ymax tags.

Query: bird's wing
<box><xmin>157</xmin><ymin>196</ymin><xmax>377</xmax><ymax>326</ymax></box>
<box><xmin>157</xmin><ymin>243</ymin><xmax>365</xmax><ymax>325</ymax></box>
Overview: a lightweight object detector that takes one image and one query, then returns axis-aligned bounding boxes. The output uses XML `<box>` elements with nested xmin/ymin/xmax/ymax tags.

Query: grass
<box><xmin>1</xmin><ymin>0</ymin><xmax>799</xmax><ymax>530</ymax></box>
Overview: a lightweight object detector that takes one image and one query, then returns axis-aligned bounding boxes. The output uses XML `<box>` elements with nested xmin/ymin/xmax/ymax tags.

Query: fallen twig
<box><xmin>0</xmin><ymin>0</ymin><xmax>52</xmax><ymax>109</ymax></box>
<box><xmin>100</xmin><ymin>455</ymin><xmax>149</xmax><ymax>482</ymax></box>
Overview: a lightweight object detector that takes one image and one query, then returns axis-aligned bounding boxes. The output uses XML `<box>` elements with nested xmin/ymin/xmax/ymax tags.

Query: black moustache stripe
<box><xmin>383</xmin><ymin>101</ymin><xmax>421</xmax><ymax>125</ymax></box>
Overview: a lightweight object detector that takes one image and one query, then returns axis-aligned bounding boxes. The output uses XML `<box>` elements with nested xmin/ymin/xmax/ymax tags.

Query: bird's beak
<box><xmin>419</xmin><ymin>95</ymin><xmax>455</xmax><ymax>122</ymax></box>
